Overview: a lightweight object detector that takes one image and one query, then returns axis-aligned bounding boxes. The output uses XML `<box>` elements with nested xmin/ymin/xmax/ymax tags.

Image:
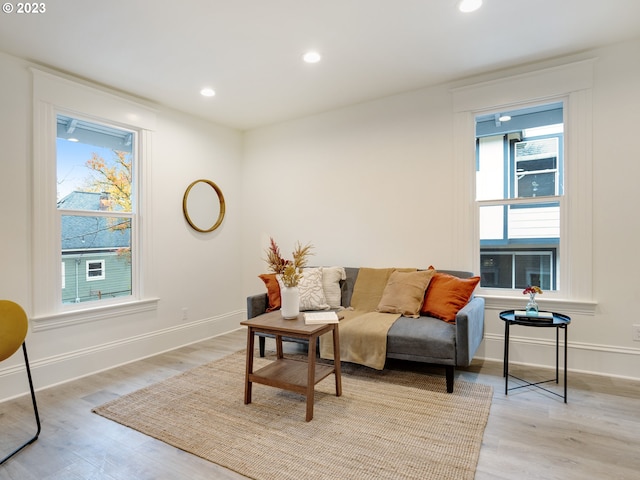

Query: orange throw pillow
<box><xmin>421</xmin><ymin>272</ymin><xmax>480</xmax><ymax>323</ymax></box>
<box><xmin>258</xmin><ymin>274</ymin><xmax>281</xmax><ymax>312</ymax></box>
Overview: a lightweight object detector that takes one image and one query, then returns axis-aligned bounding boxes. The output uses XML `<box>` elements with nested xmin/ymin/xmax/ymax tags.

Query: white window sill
<box><xmin>479</xmin><ymin>294</ymin><xmax>597</xmax><ymax>316</ymax></box>
<box><xmin>31</xmin><ymin>297</ymin><xmax>160</xmax><ymax>332</ymax></box>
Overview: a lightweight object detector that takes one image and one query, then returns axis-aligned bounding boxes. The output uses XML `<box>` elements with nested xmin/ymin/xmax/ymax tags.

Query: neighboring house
<box><xmin>59</xmin><ymin>191</ymin><xmax>131</xmax><ymax>303</ymax></box>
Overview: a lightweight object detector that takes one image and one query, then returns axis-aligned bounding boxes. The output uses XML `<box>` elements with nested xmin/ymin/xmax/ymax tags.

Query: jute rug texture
<box><xmin>93</xmin><ymin>351</ymin><xmax>492</xmax><ymax>480</ymax></box>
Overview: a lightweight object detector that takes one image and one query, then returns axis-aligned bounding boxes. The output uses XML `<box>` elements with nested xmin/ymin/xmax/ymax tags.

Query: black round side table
<box><xmin>499</xmin><ymin>310</ymin><xmax>571</xmax><ymax>403</ymax></box>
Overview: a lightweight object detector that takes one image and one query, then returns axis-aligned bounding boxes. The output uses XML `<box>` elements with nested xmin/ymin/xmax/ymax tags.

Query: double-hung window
<box><xmin>452</xmin><ymin>59</ymin><xmax>595</xmax><ymax>310</ymax></box>
<box><xmin>476</xmin><ymin>102</ymin><xmax>564</xmax><ymax>291</ymax></box>
<box><xmin>32</xmin><ymin>69</ymin><xmax>157</xmax><ymax>324</ymax></box>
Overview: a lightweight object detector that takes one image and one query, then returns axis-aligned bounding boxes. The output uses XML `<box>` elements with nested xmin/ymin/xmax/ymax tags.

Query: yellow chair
<box><xmin>0</xmin><ymin>300</ymin><xmax>41</xmax><ymax>465</ymax></box>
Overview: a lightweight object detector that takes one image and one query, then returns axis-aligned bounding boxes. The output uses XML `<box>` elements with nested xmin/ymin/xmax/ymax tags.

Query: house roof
<box><xmin>60</xmin><ymin>192</ymin><xmax>130</xmax><ymax>251</ymax></box>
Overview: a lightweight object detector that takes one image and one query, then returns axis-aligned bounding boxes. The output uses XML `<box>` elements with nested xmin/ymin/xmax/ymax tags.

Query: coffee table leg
<box><xmin>244</xmin><ymin>327</ymin><xmax>255</xmax><ymax>405</ymax></box>
<box><xmin>332</xmin><ymin>325</ymin><xmax>342</xmax><ymax>397</ymax></box>
<box><xmin>306</xmin><ymin>336</ymin><xmax>317</xmax><ymax>421</ymax></box>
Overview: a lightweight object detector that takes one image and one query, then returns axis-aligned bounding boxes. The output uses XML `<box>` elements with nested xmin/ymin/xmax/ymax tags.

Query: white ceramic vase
<box><xmin>280</xmin><ymin>286</ymin><xmax>300</xmax><ymax>319</ymax></box>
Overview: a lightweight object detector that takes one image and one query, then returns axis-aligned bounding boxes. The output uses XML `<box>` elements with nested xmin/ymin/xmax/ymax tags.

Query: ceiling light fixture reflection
<box><xmin>303</xmin><ymin>51</ymin><xmax>321</xmax><ymax>64</ymax></box>
<box><xmin>200</xmin><ymin>87</ymin><xmax>216</xmax><ymax>97</ymax></box>
<box><xmin>458</xmin><ymin>0</ymin><xmax>482</xmax><ymax>13</ymax></box>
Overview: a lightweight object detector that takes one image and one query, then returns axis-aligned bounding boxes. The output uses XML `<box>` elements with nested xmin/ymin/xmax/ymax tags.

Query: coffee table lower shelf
<box><xmin>250</xmin><ymin>358</ymin><xmax>335</xmax><ymax>394</ymax></box>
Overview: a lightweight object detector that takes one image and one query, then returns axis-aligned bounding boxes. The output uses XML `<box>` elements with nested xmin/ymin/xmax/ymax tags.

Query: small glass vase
<box><xmin>525</xmin><ymin>292</ymin><xmax>539</xmax><ymax>314</ymax></box>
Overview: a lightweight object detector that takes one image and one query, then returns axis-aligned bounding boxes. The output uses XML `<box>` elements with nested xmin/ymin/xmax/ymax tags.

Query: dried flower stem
<box><xmin>264</xmin><ymin>238</ymin><xmax>314</xmax><ymax>287</ymax></box>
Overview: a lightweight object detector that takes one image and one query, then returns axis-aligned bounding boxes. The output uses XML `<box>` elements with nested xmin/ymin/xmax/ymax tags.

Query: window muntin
<box><xmin>56</xmin><ymin>114</ymin><xmax>135</xmax><ymax>305</ymax></box>
<box><xmin>476</xmin><ymin>102</ymin><xmax>563</xmax><ymax>291</ymax></box>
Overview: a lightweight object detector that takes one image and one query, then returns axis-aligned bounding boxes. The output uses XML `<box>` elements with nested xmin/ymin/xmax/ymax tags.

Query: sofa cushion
<box><xmin>341</xmin><ymin>267</ymin><xmax>360</xmax><ymax>307</ymax></box>
<box><xmin>386</xmin><ymin>316</ymin><xmax>456</xmax><ymax>363</ymax></box>
<box><xmin>258</xmin><ymin>274</ymin><xmax>281</xmax><ymax>312</ymax></box>
<box><xmin>421</xmin><ymin>271</ymin><xmax>480</xmax><ymax>323</ymax></box>
<box><xmin>377</xmin><ymin>269</ymin><xmax>435</xmax><ymax>318</ymax></box>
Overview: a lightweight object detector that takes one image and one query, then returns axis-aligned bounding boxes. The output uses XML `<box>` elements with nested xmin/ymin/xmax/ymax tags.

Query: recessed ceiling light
<box><xmin>200</xmin><ymin>87</ymin><xmax>216</xmax><ymax>97</ymax></box>
<box><xmin>68</xmin><ymin>138</ymin><xmax>79</xmax><ymax>142</ymax></box>
<box><xmin>458</xmin><ymin>0</ymin><xmax>482</xmax><ymax>13</ymax></box>
<box><xmin>303</xmin><ymin>51</ymin><xmax>321</xmax><ymax>64</ymax></box>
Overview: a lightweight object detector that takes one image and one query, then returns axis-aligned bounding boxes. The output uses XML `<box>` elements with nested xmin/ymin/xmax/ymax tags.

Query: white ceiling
<box><xmin>2</xmin><ymin>0</ymin><xmax>640</xmax><ymax>130</ymax></box>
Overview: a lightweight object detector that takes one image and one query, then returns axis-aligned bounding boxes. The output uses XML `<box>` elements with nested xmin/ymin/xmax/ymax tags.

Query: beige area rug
<box><xmin>93</xmin><ymin>351</ymin><xmax>493</xmax><ymax>480</ymax></box>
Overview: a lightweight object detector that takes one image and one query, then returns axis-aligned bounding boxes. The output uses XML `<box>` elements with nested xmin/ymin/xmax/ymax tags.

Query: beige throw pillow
<box><xmin>321</xmin><ymin>266</ymin><xmax>346</xmax><ymax>309</ymax></box>
<box><xmin>377</xmin><ymin>269</ymin><xmax>435</xmax><ymax>318</ymax></box>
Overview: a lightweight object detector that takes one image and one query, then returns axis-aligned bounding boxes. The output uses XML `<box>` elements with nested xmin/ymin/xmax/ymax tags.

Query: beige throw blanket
<box><xmin>320</xmin><ymin>309</ymin><xmax>399</xmax><ymax>369</ymax></box>
<box><xmin>320</xmin><ymin>268</ymin><xmax>407</xmax><ymax>370</ymax></box>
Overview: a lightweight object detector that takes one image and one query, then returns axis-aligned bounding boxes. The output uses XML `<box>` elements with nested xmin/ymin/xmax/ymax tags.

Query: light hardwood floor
<box><xmin>1</xmin><ymin>328</ymin><xmax>639</xmax><ymax>479</ymax></box>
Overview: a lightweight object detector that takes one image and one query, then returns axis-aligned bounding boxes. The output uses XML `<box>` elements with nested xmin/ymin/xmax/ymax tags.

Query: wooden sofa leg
<box><xmin>445</xmin><ymin>366</ymin><xmax>454</xmax><ymax>393</ymax></box>
<box><xmin>259</xmin><ymin>336</ymin><xmax>266</xmax><ymax>357</ymax></box>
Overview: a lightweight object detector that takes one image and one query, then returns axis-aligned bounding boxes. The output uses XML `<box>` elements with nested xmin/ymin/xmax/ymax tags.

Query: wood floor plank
<box><xmin>1</xmin><ymin>329</ymin><xmax>639</xmax><ymax>479</ymax></box>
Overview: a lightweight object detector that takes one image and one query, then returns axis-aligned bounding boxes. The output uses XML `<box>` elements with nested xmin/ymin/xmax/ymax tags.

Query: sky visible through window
<box><xmin>56</xmin><ymin>139</ymin><xmax>114</xmax><ymax>201</ymax></box>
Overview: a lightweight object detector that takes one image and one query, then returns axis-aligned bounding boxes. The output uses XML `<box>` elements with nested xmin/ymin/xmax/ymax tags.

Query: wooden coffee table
<box><xmin>240</xmin><ymin>310</ymin><xmax>342</xmax><ymax>421</ymax></box>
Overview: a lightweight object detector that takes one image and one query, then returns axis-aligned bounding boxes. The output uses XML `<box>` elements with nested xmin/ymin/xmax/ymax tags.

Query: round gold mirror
<box><xmin>182</xmin><ymin>179</ymin><xmax>226</xmax><ymax>233</ymax></box>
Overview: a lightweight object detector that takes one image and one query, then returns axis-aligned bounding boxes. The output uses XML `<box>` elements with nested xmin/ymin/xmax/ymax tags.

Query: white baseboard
<box><xmin>0</xmin><ymin>310</ymin><xmax>245</xmax><ymax>403</ymax></box>
<box><xmin>479</xmin><ymin>333</ymin><xmax>640</xmax><ymax>381</ymax></box>
<box><xmin>4</xmin><ymin>322</ymin><xmax>638</xmax><ymax>403</ymax></box>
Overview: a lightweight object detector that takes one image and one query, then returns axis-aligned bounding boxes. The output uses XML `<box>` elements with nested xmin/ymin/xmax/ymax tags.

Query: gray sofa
<box><xmin>246</xmin><ymin>267</ymin><xmax>485</xmax><ymax>393</ymax></box>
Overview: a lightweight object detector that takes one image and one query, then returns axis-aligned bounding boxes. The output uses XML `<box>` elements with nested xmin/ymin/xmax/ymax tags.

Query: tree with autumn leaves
<box><xmin>85</xmin><ymin>150</ymin><xmax>132</xmax><ymax>218</ymax></box>
<box><xmin>84</xmin><ymin>150</ymin><xmax>132</xmax><ymax>261</ymax></box>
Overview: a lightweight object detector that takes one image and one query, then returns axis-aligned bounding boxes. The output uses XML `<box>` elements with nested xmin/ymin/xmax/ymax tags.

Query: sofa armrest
<box><xmin>247</xmin><ymin>293</ymin><xmax>269</xmax><ymax>319</ymax></box>
<box><xmin>454</xmin><ymin>296</ymin><xmax>485</xmax><ymax>367</ymax></box>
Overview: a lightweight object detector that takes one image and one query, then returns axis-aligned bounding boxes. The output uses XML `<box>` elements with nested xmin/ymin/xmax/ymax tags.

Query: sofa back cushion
<box><xmin>341</xmin><ymin>267</ymin><xmax>360</xmax><ymax>307</ymax></box>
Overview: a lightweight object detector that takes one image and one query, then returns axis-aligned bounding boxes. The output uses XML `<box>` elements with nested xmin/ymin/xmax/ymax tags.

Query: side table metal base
<box><xmin>501</xmin><ymin>310</ymin><xmax>570</xmax><ymax>403</ymax></box>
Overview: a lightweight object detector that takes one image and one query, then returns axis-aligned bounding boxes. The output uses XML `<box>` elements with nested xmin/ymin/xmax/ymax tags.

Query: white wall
<box><xmin>0</xmin><ymin>51</ymin><xmax>244</xmax><ymax>401</ymax></box>
<box><xmin>241</xmin><ymin>82</ymin><xmax>458</xmax><ymax>281</ymax></box>
<box><xmin>241</xmin><ymin>38</ymin><xmax>640</xmax><ymax>381</ymax></box>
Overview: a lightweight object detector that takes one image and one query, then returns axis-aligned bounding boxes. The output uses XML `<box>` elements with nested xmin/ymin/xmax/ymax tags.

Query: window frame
<box><xmin>31</xmin><ymin>69</ymin><xmax>158</xmax><ymax>328</ymax></box>
<box><xmin>452</xmin><ymin>60</ymin><xmax>596</xmax><ymax>314</ymax></box>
